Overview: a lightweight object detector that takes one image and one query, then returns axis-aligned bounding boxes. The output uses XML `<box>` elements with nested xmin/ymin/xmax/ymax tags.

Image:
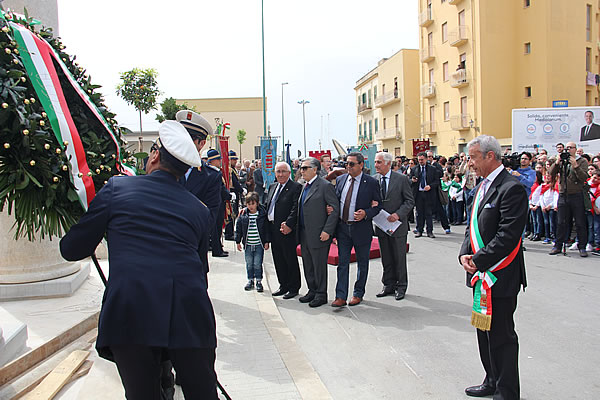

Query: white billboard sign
<box><xmin>512</xmin><ymin>107</ymin><xmax>600</xmax><ymax>154</ymax></box>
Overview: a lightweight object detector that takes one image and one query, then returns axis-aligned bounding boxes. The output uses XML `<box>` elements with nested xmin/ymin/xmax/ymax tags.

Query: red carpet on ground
<box><xmin>295</xmin><ymin>238</ymin><xmax>410</xmax><ymax>266</ymax></box>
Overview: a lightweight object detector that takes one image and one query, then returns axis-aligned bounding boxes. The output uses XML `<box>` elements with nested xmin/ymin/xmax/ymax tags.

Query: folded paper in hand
<box><xmin>373</xmin><ymin>210</ymin><xmax>402</xmax><ymax>235</ymax></box>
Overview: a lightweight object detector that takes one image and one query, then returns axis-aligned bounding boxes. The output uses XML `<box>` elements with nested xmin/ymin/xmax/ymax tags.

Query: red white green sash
<box><xmin>469</xmin><ymin>182</ymin><xmax>521</xmax><ymax>331</ymax></box>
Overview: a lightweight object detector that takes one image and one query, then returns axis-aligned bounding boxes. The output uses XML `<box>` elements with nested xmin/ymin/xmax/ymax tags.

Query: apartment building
<box><xmin>355</xmin><ymin>49</ymin><xmax>420</xmax><ymax>156</ymax></box>
<box><xmin>419</xmin><ymin>0</ymin><xmax>600</xmax><ymax>156</ymax></box>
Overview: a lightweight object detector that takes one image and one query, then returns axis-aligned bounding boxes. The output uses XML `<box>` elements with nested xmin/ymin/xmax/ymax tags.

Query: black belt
<box><xmin>341</xmin><ymin>220</ymin><xmax>355</xmax><ymax>225</ymax></box>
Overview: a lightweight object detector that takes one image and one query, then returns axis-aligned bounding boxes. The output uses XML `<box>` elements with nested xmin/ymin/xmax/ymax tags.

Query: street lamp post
<box><xmin>298</xmin><ymin>100</ymin><xmax>309</xmax><ymax>157</ymax></box>
<box><xmin>281</xmin><ymin>82</ymin><xmax>288</xmax><ymax>159</ymax></box>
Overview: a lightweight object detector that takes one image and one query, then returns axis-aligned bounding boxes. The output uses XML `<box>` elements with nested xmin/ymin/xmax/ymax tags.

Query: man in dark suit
<box><xmin>206</xmin><ymin>149</ymin><xmax>231</xmax><ymax>257</ymax></box>
<box><xmin>253</xmin><ymin>159</ymin><xmax>266</xmax><ymax>204</ymax></box>
<box><xmin>224</xmin><ymin>150</ymin><xmax>244</xmax><ymax>241</ymax></box>
<box><xmin>297</xmin><ymin>157</ymin><xmax>340</xmax><ymax>308</ymax></box>
<box><xmin>60</xmin><ymin>121</ymin><xmax>218</xmax><ymax>399</ymax></box>
<box><xmin>459</xmin><ymin>135</ymin><xmax>527</xmax><ymax>400</ymax></box>
<box><xmin>580</xmin><ymin>110</ymin><xmax>600</xmax><ymax>141</ymax></box>
<box><xmin>373</xmin><ymin>152</ymin><xmax>415</xmax><ymax>301</ymax></box>
<box><xmin>410</xmin><ymin>151</ymin><xmax>441</xmax><ymax>238</ymax></box>
<box><xmin>266</xmin><ymin>162</ymin><xmax>303</xmax><ymax>299</ymax></box>
<box><xmin>331</xmin><ymin>152</ymin><xmax>381</xmax><ymax>307</ymax></box>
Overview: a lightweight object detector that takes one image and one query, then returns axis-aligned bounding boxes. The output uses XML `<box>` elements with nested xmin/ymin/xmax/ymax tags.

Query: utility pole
<box><xmin>298</xmin><ymin>100</ymin><xmax>310</xmax><ymax>157</ymax></box>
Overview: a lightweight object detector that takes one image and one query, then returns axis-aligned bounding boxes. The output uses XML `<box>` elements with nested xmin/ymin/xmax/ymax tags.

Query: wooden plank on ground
<box><xmin>22</xmin><ymin>350</ymin><xmax>89</xmax><ymax>400</ymax></box>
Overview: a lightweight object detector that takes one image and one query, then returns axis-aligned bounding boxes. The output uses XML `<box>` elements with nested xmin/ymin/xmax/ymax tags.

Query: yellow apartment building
<box><xmin>177</xmin><ymin>97</ymin><xmax>266</xmax><ymax>161</ymax></box>
<box><xmin>355</xmin><ymin>49</ymin><xmax>421</xmax><ymax>156</ymax></box>
<box><xmin>419</xmin><ymin>0</ymin><xmax>600</xmax><ymax>156</ymax></box>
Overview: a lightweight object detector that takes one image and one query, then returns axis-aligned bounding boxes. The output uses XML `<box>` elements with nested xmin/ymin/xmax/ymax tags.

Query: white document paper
<box><xmin>373</xmin><ymin>210</ymin><xmax>402</xmax><ymax>235</ymax></box>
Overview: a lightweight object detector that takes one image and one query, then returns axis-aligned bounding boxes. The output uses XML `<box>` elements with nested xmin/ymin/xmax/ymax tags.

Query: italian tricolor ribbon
<box><xmin>469</xmin><ymin>182</ymin><xmax>521</xmax><ymax>331</ymax></box>
<box><xmin>6</xmin><ymin>17</ymin><xmax>131</xmax><ymax>209</ymax></box>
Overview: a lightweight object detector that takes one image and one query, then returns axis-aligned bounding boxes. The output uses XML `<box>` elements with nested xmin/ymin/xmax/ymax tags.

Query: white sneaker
<box><xmin>569</xmin><ymin>242</ymin><xmax>579</xmax><ymax>251</ymax></box>
<box><xmin>586</xmin><ymin>243</ymin><xmax>594</xmax><ymax>252</ymax></box>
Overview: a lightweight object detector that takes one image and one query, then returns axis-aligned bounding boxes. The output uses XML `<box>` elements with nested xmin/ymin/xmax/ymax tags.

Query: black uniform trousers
<box><xmin>211</xmin><ymin>205</ymin><xmax>225</xmax><ymax>256</ymax></box>
<box><xmin>476</xmin><ymin>296</ymin><xmax>520</xmax><ymax>400</ymax></box>
<box><xmin>378</xmin><ymin>232</ymin><xmax>408</xmax><ymax>295</ymax></box>
<box><xmin>555</xmin><ymin>192</ymin><xmax>588</xmax><ymax>249</ymax></box>
<box><xmin>270</xmin><ymin>222</ymin><xmax>301</xmax><ymax>293</ymax></box>
<box><xmin>111</xmin><ymin>345</ymin><xmax>217</xmax><ymax>400</ymax></box>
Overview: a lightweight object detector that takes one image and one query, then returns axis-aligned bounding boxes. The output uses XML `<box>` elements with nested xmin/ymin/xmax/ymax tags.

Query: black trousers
<box><xmin>476</xmin><ymin>296</ymin><xmax>520</xmax><ymax>400</ymax></box>
<box><xmin>300</xmin><ymin>230</ymin><xmax>330</xmax><ymax>301</ymax></box>
<box><xmin>377</xmin><ymin>232</ymin><xmax>408</xmax><ymax>294</ymax></box>
<box><xmin>415</xmin><ymin>191</ymin><xmax>434</xmax><ymax>233</ymax></box>
<box><xmin>111</xmin><ymin>345</ymin><xmax>217</xmax><ymax>400</ymax></box>
<box><xmin>555</xmin><ymin>192</ymin><xmax>588</xmax><ymax>249</ymax></box>
<box><xmin>270</xmin><ymin>223</ymin><xmax>301</xmax><ymax>293</ymax></box>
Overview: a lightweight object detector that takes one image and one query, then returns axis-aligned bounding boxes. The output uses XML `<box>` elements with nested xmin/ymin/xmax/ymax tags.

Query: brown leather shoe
<box><xmin>348</xmin><ymin>296</ymin><xmax>362</xmax><ymax>306</ymax></box>
<box><xmin>331</xmin><ymin>298</ymin><xmax>347</xmax><ymax>307</ymax></box>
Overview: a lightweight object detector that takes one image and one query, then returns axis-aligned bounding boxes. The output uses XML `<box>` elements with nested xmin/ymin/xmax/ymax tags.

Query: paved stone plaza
<box><xmin>1</xmin><ymin>223</ymin><xmax>598</xmax><ymax>399</ymax></box>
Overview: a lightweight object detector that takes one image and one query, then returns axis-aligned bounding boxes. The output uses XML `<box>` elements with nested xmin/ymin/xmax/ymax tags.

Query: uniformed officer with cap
<box><xmin>224</xmin><ymin>150</ymin><xmax>244</xmax><ymax>240</ymax></box>
<box><xmin>60</xmin><ymin>121</ymin><xmax>218</xmax><ymax>399</ymax></box>
<box><xmin>175</xmin><ymin>110</ymin><xmax>225</xmax><ymax>260</ymax></box>
<box><xmin>207</xmin><ymin>149</ymin><xmax>231</xmax><ymax>257</ymax></box>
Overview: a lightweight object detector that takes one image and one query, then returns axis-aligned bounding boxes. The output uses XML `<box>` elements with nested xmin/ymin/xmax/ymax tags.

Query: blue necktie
<box><xmin>420</xmin><ymin>166</ymin><xmax>426</xmax><ymax>189</ymax></box>
<box><xmin>381</xmin><ymin>176</ymin><xmax>387</xmax><ymax>199</ymax></box>
<box><xmin>300</xmin><ymin>182</ymin><xmax>312</xmax><ymax>228</ymax></box>
<box><xmin>268</xmin><ymin>184</ymin><xmax>283</xmax><ymax>219</ymax></box>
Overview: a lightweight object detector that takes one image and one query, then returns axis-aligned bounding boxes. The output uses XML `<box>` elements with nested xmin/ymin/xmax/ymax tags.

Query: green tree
<box><xmin>237</xmin><ymin>129</ymin><xmax>247</xmax><ymax>159</ymax></box>
<box><xmin>155</xmin><ymin>97</ymin><xmax>194</xmax><ymax>123</ymax></box>
<box><xmin>115</xmin><ymin>68</ymin><xmax>160</xmax><ymax>142</ymax></box>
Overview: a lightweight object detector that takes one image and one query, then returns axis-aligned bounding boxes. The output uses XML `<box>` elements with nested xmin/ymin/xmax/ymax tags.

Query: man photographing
<box><xmin>59</xmin><ymin>121</ymin><xmax>218</xmax><ymax>399</ymax></box>
<box><xmin>548</xmin><ymin>141</ymin><xmax>590</xmax><ymax>256</ymax></box>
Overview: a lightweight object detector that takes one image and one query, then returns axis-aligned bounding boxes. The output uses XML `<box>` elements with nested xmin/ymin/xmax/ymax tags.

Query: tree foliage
<box><xmin>155</xmin><ymin>97</ymin><xmax>194</xmax><ymax>123</ymax></box>
<box><xmin>115</xmin><ymin>68</ymin><xmax>160</xmax><ymax>114</ymax></box>
<box><xmin>237</xmin><ymin>129</ymin><xmax>247</xmax><ymax>146</ymax></box>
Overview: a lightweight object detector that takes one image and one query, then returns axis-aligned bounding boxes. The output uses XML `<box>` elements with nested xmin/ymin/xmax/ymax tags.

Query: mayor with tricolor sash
<box><xmin>459</xmin><ymin>135</ymin><xmax>528</xmax><ymax>400</ymax></box>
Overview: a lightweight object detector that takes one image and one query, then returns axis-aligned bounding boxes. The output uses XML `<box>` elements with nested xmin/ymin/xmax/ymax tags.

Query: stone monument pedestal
<box><xmin>0</xmin><ymin>211</ymin><xmax>90</xmax><ymax>301</ymax></box>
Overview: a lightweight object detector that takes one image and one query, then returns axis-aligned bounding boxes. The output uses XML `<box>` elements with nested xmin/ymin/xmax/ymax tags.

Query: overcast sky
<box><xmin>56</xmin><ymin>0</ymin><xmax>419</xmax><ymax>157</ymax></box>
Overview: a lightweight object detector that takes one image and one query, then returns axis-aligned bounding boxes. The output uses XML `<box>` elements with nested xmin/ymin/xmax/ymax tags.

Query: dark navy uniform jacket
<box><xmin>184</xmin><ymin>162</ymin><xmax>222</xmax><ymax>219</ymax></box>
<box><xmin>60</xmin><ymin>170</ymin><xmax>217</xmax><ymax>361</ymax></box>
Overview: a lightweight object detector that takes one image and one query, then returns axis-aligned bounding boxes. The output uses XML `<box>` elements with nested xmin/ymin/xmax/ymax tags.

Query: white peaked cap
<box><xmin>175</xmin><ymin>110</ymin><xmax>213</xmax><ymax>137</ymax></box>
<box><xmin>158</xmin><ymin>121</ymin><xmax>201</xmax><ymax>167</ymax></box>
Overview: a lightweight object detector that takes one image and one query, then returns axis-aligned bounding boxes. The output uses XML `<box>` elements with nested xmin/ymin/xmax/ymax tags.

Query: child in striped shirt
<box><xmin>236</xmin><ymin>192</ymin><xmax>270</xmax><ymax>292</ymax></box>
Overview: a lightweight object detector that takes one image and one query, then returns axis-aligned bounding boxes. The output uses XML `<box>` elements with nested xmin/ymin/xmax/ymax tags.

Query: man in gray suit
<box><xmin>373</xmin><ymin>152</ymin><xmax>415</xmax><ymax>300</ymax></box>
<box><xmin>297</xmin><ymin>157</ymin><xmax>340</xmax><ymax>307</ymax></box>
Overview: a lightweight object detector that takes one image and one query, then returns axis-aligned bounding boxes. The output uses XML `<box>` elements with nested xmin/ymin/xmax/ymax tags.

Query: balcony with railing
<box><xmin>449</xmin><ymin>25</ymin><xmax>468</xmax><ymax>47</ymax></box>
<box><xmin>419</xmin><ymin>9</ymin><xmax>433</xmax><ymax>27</ymax></box>
<box><xmin>421</xmin><ymin>83</ymin><xmax>436</xmax><ymax>99</ymax></box>
<box><xmin>450</xmin><ymin>68</ymin><xmax>469</xmax><ymax>88</ymax></box>
<box><xmin>357</xmin><ymin>103</ymin><xmax>373</xmax><ymax>114</ymax></box>
<box><xmin>374</xmin><ymin>90</ymin><xmax>400</xmax><ymax>107</ymax></box>
<box><xmin>420</xmin><ymin>47</ymin><xmax>435</xmax><ymax>63</ymax></box>
<box><xmin>421</xmin><ymin>120</ymin><xmax>437</xmax><ymax>135</ymax></box>
<box><xmin>375</xmin><ymin>127</ymin><xmax>402</xmax><ymax>141</ymax></box>
<box><xmin>450</xmin><ymin>114</ymin><xmax>471</xmax><ymax>131</ymax></box>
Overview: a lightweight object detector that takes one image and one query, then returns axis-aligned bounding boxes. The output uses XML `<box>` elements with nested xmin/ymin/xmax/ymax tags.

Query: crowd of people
<box><xmin>57</xmin><ymin>103</ymin><xmax>596</xmax><ymax>399</ymax></box>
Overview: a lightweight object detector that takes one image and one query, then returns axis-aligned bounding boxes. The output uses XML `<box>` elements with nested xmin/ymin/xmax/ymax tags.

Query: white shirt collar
<box><xmin>485</xmin><ymin>164</ymin><xmax>505</xmax><ymax>186</ymax></box>
<box><xmin>308</xmin><ymin>175</ymin><xmax>318</xmax><ymax>185</ymax></box>
<box><xmin>383</xmin><ymin>169</ymin><xmax>392</xmax><ymax>180</ymax></box>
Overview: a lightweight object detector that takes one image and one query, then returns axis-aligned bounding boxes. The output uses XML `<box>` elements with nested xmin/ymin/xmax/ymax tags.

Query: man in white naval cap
<box><xmin>60</xmin><ymin>121</ymin><xmax>218</xmax><ymax>399</ymax></box>
<box><xmin>175</xmin><ymin>110</ymin><xmax>227</xmax><ymax>259</ymax></box>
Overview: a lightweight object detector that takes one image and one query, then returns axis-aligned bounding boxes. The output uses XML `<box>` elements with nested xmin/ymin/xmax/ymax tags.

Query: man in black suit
<box><xmin>297</xmin><ymin>157</ymin><xmax>340</xmax><ymax>308</ymax></box>
<box><xmin>266</xmin><ymin>162</ymin><xmax>303</xmax><ymax>299</ymax></box>
<box><xmin>580</xmin><ymin>110</ymin><xmax>600</xmax><ymax>141</ymax></box>
<box><xmin>373</xmin><ymin>152</ymin><xmax>415</xmax><ymax>301</ymax></box>
<box><xmin>60</xmin><ymin>121</ymin><xmax>218</xmax><ymax>399</ymax></box>
<box><xmin>410</xmin><ymin>152</ymin><xmax>440</xmax><ymax>238</ymax></box>
<box><xmin>331</xmin><ymin>152</ymin><xmax>381</xmax><ymax>307</ymax></box>
<box><xmin>253</xmin><ymin>159</ymin><xmax>266</xmax><ymax>204</ymax></box>
<box><xmin>459</xmin><ymin>135</ymin><xmax>527</xmax><ymax>400</ymax></box>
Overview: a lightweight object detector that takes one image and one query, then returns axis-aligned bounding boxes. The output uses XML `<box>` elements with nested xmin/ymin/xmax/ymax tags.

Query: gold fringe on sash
<box><xmin>471</xmin><ymin>311</ymin><xmax>492</xmax><ymax>331</ymax></box>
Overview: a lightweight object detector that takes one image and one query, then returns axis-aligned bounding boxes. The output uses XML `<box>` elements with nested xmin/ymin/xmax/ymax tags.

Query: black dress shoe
<box><xmin>213</xmin><ymin>252</ymin><xmax>228</xmax><ymax>257</ymax></box>
<box><xmin>580</xmin><ymin>249</ymin><xmax>589</xmax><ymax>257</ymax></box>
<box><xmin>465</xmin><ymin>383</ymin><xmax>495</xmax><ymax>397</ymax></box>
<box><xmin>427</xmin><ymin>232</ymin><xmax>436</xmax><ymax>238</ymax></box>
<box><xmin>299</xmin><ymin>293</ymin><xmax>315</xmax><ymax>303</ymax></box>
<box><xmin>549</xmin><ymin>247</ymin><xmax>561</xmax><ymax>255</ymax></box>
<box><xmin>272</xmin><ymin>288</ymin><xmax>287</xmax><ymax>296</ymax></box>
<box><xmin>395</xmin><ymin>291</ymin><xmax>405</xmax><ymax>301</ymax></box>
<box><xmin>283</xmin><ymin>291</ymin><xmax>298</xmax><ymax>299</ymax></box>
<box><xmin>415</xmin><ymin>232</ymin><xmax>423</xmax><ymax>238</ymax></box>
<box><xmin>309</xmin><ymin>298</ymin><xmax>327</xmax><ymax>308</ymax></box>
<box><xmin>224</xmin><ymin>236</ymin><xmax>235</xmax><ymax>241</ymax></box>
<box><xmin>376</xmin><ymin>287</ymin><xmax>395</xmax><ymax>298</ymax></box>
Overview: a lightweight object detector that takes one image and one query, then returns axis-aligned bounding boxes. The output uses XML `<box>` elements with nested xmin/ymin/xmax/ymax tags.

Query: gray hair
<box><xmin>376</xmin><ymin>151</ymin><xmax>393</xmax><ymax>164</ymax></box>
<box><xmin>467</xmin><ymin>135</ymin><xmax>502</xmax><ymax>161</ymax></box>
<box><xmin>275</xmin><ymin>161</ymin><xmax>291</xmax><ymax>172</ymax></box>
<box><xmin>304</xmin><ymin>157</ymin><xmax>321</xmax><ymax>171</ymax></box>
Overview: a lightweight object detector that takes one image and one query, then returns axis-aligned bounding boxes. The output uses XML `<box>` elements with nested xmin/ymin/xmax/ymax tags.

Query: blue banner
<box><xmin>260</xmin><ymin>137</ymin><xmax>277</xmax><ymax>189</ymax></box>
